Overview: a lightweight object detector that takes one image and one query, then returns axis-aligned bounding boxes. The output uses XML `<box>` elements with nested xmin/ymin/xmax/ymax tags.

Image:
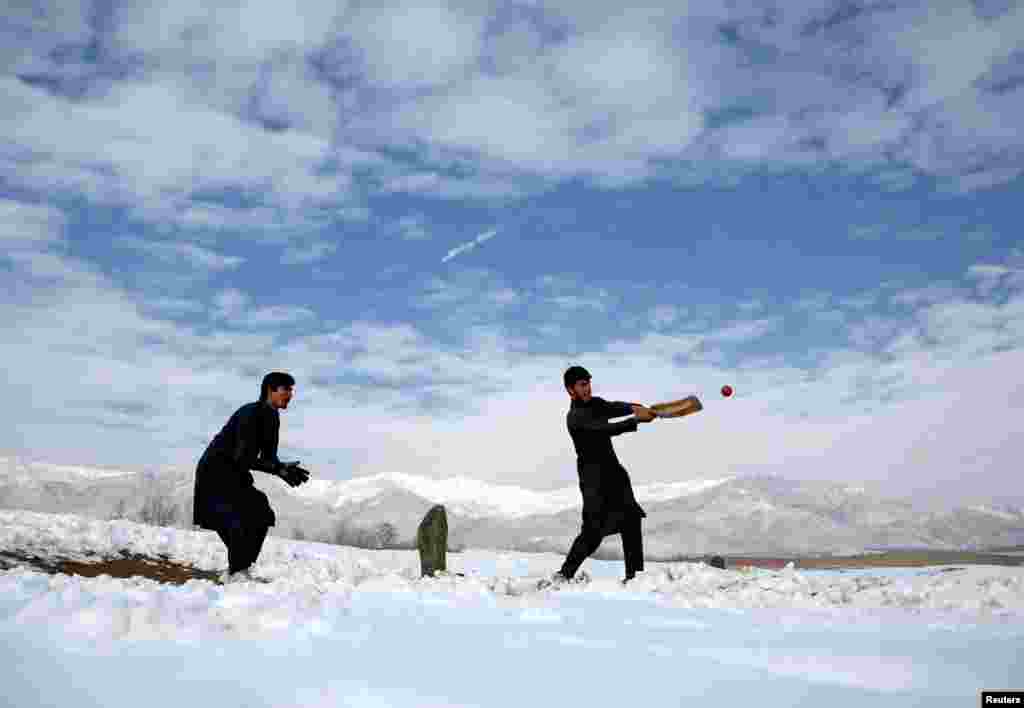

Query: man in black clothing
<box><xmin>554</xmin><ymin>365</ymin><xmax>656</xmax><ymax>585</ymax></box>
<box><xmin>193</xmin><ymin>372</ymin><xmax>310</xmax><ymax>582</ymax></box>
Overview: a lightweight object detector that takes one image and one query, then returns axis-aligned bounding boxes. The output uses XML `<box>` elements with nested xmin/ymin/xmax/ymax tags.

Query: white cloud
<box><xmin>4</xmin><ymin>0</ymin><xmax>1021</xmax><ymax>221</ymax></box>
<box><xmin>412</xmin><ymin>271</ymin><xmax>523</xmax><ymax>321</ymax></box>
<box><xmin>7</xmin><ymin>251</ymin><xmax>91</xmax><ymax>285</ymax></box>
<box><xmin>549</xmin><ymin>294</ymin><xmax>607</xmax><ymax>312</ymax></box>
<box><xmin>282</xmin><ymin>240</ymin><xmax>338</xmax><ymax>265</ymax></box>
<box><xmin>968</xmin><ymin>263</ymin><xmax>1018</xmax><ymax>297</ymax></box>
<box><xmin>3</xmin><ymin>245</ymin><xmax>1024</xmax><ymax>505</ymax></box>
<box><xmin>382</xmin><ymin>170</ymin><xmax>528</xmax><ymax>200</ymax></box>
<box><xmin>491</xmin><ymin>288</ymin><xmax>522</xmax><ymax>306</ymax></box>
<box><xmin>390</xmin><ymin>15</ymin><xmax>706</xmax><ymax>178</ymax></box>
<box><xmin>886</xmin><ymin>3</ymin><xmax>1021</xmax><ymax>110</ymax></box>
<box><xmin>890</xmin><ymin>284</ymin><xmax>964</xmax><ymax>307</ymax></box>
<box><xmin>793</xmin><ymin>293</ymin><xmax>831</xmax><ymax>312</ymax></box>
<box><xmin>171</xmin><ymin>204</ymin><xmax>282</xmax><ymax>230</ymax></box>
<box><xmin>248</xmin><ymin>49</ymin><xmax>338</xmax><ymax>137</ymax></box>
<box><xmin>244</xmin><ymin>305</ymin><xmax>317</xmax><ymax>327</ymax></box>
<box><xmin>213</xmin><ymin>289</ymin><xmax>250</xmax><ymax>319</ymax></box>
<box><xmin>2</xmin><ymin>2</ymin><xmax>1024</xmax><ymax>506</ymax></box>
<box><xmin>338</xmin><ymin>206</ymin><xmax>372</xmax><ymax>222</ymax></box>
<box><xmin>826</xmin><ymin>102</ymin><xmax>913</xmax><ymax>157</ymax></box>
<box><xmin>481</xmin><ymin>12</ymin><xmax>550</xmax><ymax>75</ymax></box>
<box><xmin>555</xmin><ymin>33</ymin><xmax>671</xmax><ymax>100</ymax></box>
<box><xmin>0</xmin><ymin>77</ymin><xmax>346</xmax><ymax>226</ymax></box>
<box><xmin>708</xmin><ymin>318</ymin><xmax>777</xmax><ymax>343</ymax></box>
<box><xmin>649</xmin><ymin>305</ymin><xmax>683</xmax><ymax>328</ymax></box>
<box><xmin>737</xmin><ymin>300</ymin><xmax>765</xmax><ymax>314</ymax></box>
<box><xmin>398</xmin><ymin>215</ymin><xmax>429</xmax><ymax>241</ymax></box>
<box><xmin>717</xmin><ymin>114</ymin><xmax>797</xmax><ymax>162</ymax></box>
<box><xmin>0</xmin><ymin>291</ymin><xmax>276</xmax><ymax>469</ymax></box>
<box><xmin>604</xmin><ymin>332</ymin><xmax>703</xmax><ymax>360</ymax></box>
<box><xmin>346</xmin><ymin>3</ymin><xmax>485</xmax><ymax>88</ymax></box>
<box><xmin>0</xmin><ymin>200</ymin><xmax>65</xmax><ymax>249</ymax></box>
<box><xmin>551</xmin><ymin>27</ymin><xmax>705</xmax><ymax>157</ymax></box>
<box><xmin>698</xmin><ymin>2</ymin><xmax>1024</xmax><ymax>190</ymax></box>
<box><xmin>110</xmin><ymin>0</ymin><xmax>345</xmax><ymax>63</ymax></box>
<box><xmin>0</xmin><ymin>200</ymin><xmax>103</xmax><ymax>296</ymax></box>
<box><xmin>141</xmin><ymin>296</ymin><xmax>205</xmax><ymax>316</ymax></box>
<box><xmin>208</xmin><ymin>288</ymin><xmax>319</xmax><ymax>328</ymax></box>
<box><xmin>1</xmin><ymin>1</ymin><xmax>92</xmax><ymax>76</ymax></box>
<box><xmin>411</xmin><ymin>76</ymin><xmax>576</xmax><ymax>169</ymax></box>
<box><xmin>441</xmin><ymin>228</ymin><xmax>499</xmax><ymax>263</ymax></box>
<box><xmin>114</xmin><ymin>236</ymin><xmax>244</xmax><ymax>271</ymax></box>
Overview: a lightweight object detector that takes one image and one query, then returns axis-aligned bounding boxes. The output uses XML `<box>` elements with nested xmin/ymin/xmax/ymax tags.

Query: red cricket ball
<box><xmin>721</xmin><ymin>385</ymin><xmax>733</xmax><ymax>397</ymax></box>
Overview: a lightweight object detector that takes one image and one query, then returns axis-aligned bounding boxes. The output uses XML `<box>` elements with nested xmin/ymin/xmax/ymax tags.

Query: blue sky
<box><xmin>3</xmin><ymin>1</ymin><xmax>1023</xmax><ymax>505</ymax></box>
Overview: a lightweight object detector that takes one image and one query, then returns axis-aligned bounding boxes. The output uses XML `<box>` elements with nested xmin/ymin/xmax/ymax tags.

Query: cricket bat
<box><xmin>649</xmin><ymin>395</ymin><xmax>703</xmax><ymax>418</ymax></box>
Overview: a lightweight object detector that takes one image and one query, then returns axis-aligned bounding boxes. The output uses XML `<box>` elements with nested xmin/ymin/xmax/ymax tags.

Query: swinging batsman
<box><xmin>549</xmin><ymin>366</ymin><xmax>659</xmax><ymax>586</ymax></box>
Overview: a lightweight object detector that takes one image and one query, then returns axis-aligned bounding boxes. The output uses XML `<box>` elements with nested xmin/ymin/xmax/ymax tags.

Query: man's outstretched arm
<box><xmin>569</xmin><ymin>406</ymin><xmax>639</xmax><ymax>436</ymax></box>
<box><xmin>228</xmin><ymin>407</ymin><xmax>302</xmax><ymax>480</ymax></box>
<box><xmin>594</xmin><ymin>397</ymin><xmax>656</xmax><ymax>423</ymax></box>
<box><xmin>596</xmin><ymin>397</ymin><xmax>633</xmax><ymax>419</ymax></box>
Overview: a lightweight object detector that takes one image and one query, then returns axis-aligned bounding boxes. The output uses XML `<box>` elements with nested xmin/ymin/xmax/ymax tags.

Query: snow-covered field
<box><xmin>1</xmin><ymin>511</ymin><xmax>1021</xmax><ymax>707</ymax></box>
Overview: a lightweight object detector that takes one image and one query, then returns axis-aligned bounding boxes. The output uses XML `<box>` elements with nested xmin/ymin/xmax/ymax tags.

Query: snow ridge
<box><xmin>2</xmin><ymin>457</ymin><xmax>731</xmax><ymax>518</ymax></box>
<box><xmin>0</xmin><ymin>456</ymin><xmax>139</xmax><ymax>481</ymax></box>
<box><xmin>293</xmin><ymin>472</ymin><xmax>734</xmax><ymax>518</ymax></box>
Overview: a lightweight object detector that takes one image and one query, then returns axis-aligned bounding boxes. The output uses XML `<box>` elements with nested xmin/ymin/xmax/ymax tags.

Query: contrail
<box><xmin>441</xmin><ymin>228</ymin><xmax>498</xmax><ymax>263</ymax></box>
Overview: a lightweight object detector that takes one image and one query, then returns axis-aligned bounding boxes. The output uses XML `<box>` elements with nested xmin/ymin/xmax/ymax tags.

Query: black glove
<box><xmin>277</xmin><ymin>461</ymin><xmax>310</xmax><ymax>487</ymax></box>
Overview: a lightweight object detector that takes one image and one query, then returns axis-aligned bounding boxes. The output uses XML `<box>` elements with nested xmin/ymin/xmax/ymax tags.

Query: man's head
<box><xmin>260</xmin><ymin>371</ymin><xmax>295</xmax><ymax>409</ymax></box>
<box><xmin>563</xmin><ymin>365</ymin><xmax>592</xmax><ymax>402</ymax></box>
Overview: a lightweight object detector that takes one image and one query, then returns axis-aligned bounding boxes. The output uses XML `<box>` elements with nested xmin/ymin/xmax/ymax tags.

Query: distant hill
<box><xmin>2</xmin><ymin>457</ymin><xmax>1022</xmax><ymax>557</ymax></box>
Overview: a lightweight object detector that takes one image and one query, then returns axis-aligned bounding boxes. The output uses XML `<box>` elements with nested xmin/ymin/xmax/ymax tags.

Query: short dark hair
<box><xmin>563</xmin><ymin>365</ymin><xmax>591</xmax><ymax>389</ymax></box>
<box><xmin>260</xmin><ymin>371</ymin><xmax>295</xmax><ymax>401</ymax></box>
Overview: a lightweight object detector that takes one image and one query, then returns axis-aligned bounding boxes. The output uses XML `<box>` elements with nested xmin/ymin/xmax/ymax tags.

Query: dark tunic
<box><xmin>193</xmin><ymin>401</ymin><xmax>281</xmax><ymax>530</ymax></box>
<box><xmin>567</xmin><ymin>396</ymin><xmax>646</xmax><ymax>526</ymax></box>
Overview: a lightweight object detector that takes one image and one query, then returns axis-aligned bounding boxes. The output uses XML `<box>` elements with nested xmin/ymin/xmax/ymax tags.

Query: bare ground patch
<box><xmin>721</xmin><ymin>551</ymin><xmax>1024</xmax><ymax>570</ymax></box>
<box><xmin>0</xmin><ymin>550</ymin><xmax>222</xmax><ymax>584</ymax></box>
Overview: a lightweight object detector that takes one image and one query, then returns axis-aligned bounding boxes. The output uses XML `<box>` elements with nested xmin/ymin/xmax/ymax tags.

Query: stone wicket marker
<box><xmin>417</xmin><ymin>504</ymin><xmax>448</xmax><ymax>577</ymax></box>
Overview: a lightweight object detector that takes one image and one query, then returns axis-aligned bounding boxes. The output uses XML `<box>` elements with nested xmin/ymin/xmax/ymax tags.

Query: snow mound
<box><xmin>2</xmin><ymin>510</ymin><xmax>1023</xmax><ymax>708</ymax></box>
<box><xmin>2</xmin><ymin>509</ymin><xmax>1023</xmax><ymax>643</ymax></box>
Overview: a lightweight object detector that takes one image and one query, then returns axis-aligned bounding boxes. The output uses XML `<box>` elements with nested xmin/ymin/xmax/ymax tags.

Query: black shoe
<box><xmin>537</xmin><ymin>571</ymin><xmax>570</xmax><ymax>590</ymax></box>
<box><xmin>622</xmin><ymin>569</ymin><xmax>644</xmax><ymax>585</ymax></box>
<box><xmin>219</xmin><ymin>568</ymin><xmax>252</xmax><ymax>584</ymax></box>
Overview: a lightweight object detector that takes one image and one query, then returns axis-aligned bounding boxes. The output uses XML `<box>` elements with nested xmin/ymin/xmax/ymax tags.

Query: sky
<box><xmin>2</xmin><ymin>1</ymin><xmax>1023</xmax><ymax>506</ymax></box>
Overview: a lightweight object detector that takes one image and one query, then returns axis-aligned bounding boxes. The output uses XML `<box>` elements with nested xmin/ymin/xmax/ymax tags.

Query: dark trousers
<box><xmin>216</xmin><ymin>524</ymin><xmax>269</xmax><ymax>574</ymax></box>
<box><xmin>560</xmin><ymin>512</ymin><xmax>644</xmax><ymax>580</ymax></box>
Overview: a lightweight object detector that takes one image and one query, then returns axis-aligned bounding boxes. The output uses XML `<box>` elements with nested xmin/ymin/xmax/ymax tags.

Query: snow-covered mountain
<box><xmin>2</xmin><ymin>456</ymin><xmax>1022</xmax><ymax>557</ymax></box>
<box><xmin>291</xmin><ymin>471</ymin><xmax>731</xmax><ymax>519</ymax></box>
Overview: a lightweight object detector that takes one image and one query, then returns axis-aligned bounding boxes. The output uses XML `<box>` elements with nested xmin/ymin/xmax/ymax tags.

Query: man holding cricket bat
<box><xmin>552</xmin><ymin>365</ymin><xmax>658</xmax><ymax>585</ymax></box>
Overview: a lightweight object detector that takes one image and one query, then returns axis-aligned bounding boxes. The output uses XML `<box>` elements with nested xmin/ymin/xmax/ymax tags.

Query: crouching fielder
<box><xmin>192</xmin><ymin>371</ymin><xmax>310</xmax><ymax>582</ymax></box>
